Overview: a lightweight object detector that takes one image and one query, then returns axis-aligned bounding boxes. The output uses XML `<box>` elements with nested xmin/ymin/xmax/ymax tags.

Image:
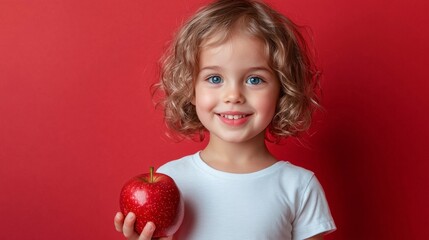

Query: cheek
<box><xmin>257</xmin><ymin>102</ymin><xmax>277</xmax><ymax>121</ymax></box>
<box><xmin>194</xmin><ymin>88</ymin><xmax>217</xmax><ymax>111</ymax></box>
<box><xmin>255</xmin><ymin>91</ymin><xmax>279</xmax><ymax>116</ymax></box>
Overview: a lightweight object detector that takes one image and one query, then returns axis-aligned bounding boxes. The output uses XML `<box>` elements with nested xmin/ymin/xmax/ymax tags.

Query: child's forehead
<box><xmin>197</xmin><ymin>30</ymin><xmax>271</xmax><ymax>71</ymax></box>
<box><xmin>200</xmin><ymin>26</ymin><xmax>266</xmax><ymax>50</ymax></box>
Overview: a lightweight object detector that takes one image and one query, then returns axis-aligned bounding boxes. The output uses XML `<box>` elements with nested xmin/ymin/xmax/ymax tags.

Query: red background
<box><xmin>1</xmin><ymin>0</ymin><xmax>428</xmax><ymax>239</ymax></box>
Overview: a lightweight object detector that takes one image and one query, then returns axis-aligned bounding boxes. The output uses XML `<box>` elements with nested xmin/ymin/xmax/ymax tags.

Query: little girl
<box><xmin>114</xmin><ymin>0</ymin><xmax>336</xmax><ymax>239</ymax></box>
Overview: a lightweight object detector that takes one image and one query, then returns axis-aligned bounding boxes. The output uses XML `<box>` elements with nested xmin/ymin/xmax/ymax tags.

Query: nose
<box><xmin>223</xmin><ymin>83</ymin><xmax>245</xmax><ymax>104</ymax></box>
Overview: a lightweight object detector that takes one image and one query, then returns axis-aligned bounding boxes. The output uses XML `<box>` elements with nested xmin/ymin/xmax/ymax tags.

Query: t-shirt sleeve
<box><xmin>292</xmin><ymin>174</ymin><xmax>336</xmax><ymax>240</ymax></box>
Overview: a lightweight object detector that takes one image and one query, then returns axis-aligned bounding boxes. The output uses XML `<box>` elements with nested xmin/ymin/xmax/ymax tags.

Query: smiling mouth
<box><xmin>219</xmin><ymin>114</ymin><xmax>248</xmax><ymax>120</ymax></box>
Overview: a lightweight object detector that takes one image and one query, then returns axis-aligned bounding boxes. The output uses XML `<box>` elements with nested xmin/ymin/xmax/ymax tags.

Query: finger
<box><xmin>123</xmin><ymin>212</ymin><xmax>139</xmax><ymax>239</ymax></box>
<box><xmin>114</xmin><ymin>212</ymin><xmax>125</xmax><ymax>232</ymax></box>
<box><xmin>138</xmin><ymin>222</ymin><xmax>156</xmax><ymax>240</ymax></box>
<box><xmin>113</xmin><ymin>212</ymin><xmax>124</xmax><ymax>232</ymax></box>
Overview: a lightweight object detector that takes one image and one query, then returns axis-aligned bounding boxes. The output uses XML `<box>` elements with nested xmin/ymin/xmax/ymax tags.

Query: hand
<box><xmin>114</xmin><ymin>212</ymin><xmax>173</xmax><ymax>240</ymax></box>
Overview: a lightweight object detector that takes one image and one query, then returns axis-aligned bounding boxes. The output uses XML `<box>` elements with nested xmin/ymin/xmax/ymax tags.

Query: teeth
<box><xmin>220</xmin><ymin>114</ymin><xmax>246</xmax><ymax>120</ymax></box>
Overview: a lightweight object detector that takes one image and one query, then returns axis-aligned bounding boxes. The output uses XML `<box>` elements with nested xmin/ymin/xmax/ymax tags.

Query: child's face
<box><xmin>193</xmin><ymin>32</ymin><xmax>280</xmax><ymax>144</ymax></box>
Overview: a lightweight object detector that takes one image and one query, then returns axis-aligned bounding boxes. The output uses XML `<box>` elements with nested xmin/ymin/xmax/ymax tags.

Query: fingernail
<box><xmin>147</xmin><ymin>222</ymin><xmax>155</xmax><ymax>231</ymax></box>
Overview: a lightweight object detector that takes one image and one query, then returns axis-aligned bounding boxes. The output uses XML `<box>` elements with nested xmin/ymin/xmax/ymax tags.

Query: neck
<box><xmin>200</xmin><ymin>132</ymin><xmax>277</xmax><ymax>173</ymax></box>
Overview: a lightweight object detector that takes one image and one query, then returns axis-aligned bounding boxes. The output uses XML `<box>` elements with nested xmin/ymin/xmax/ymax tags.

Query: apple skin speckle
<box><xmin>119</xmin><ymin>172</ymin><xmax>184</xmax><ymax>238</ymax></box>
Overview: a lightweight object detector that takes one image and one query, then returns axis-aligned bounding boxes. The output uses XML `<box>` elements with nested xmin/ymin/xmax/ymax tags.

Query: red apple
<box><xmin>119</xmin><ymin>167</ymin><xmax>184</xmax><ymax>238</ymax></box>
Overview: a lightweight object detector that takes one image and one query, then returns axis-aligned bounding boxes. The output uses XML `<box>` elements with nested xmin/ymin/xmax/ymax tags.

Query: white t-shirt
<box><xmin>157</xmin><ymin>152</ymin><xmax>336</xmax><ymax>240</ymax></box>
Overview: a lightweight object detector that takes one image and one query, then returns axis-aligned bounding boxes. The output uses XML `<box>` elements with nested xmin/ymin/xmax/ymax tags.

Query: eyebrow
<box><xmin>199</xmin><ymin>66</ymin><xmax>221</xmax><ymax>72</ymax></box>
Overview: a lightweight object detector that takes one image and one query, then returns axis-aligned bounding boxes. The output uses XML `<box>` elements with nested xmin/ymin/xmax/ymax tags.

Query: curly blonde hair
<box><xmin>154</xmin><ymin>0</ymin><xmax>320</xmax><ymax>142</ymax></box>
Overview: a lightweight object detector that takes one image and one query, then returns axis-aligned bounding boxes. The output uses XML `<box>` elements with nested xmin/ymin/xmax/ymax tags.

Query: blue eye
<box><xmin>246</xmin><ymin>76</ymin><xmax>263</xmax><ymax>85</ymax></box>
<box><xmin>207</xmin><ymin>75</ymin><xmax>223</xmax><ymax>84</ymax></box>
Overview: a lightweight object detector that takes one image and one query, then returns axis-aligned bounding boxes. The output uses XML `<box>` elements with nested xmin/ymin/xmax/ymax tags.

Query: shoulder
<box><xmin>156</xmin><ymin>152</ymin><xmax>198</xmax><ymax>176</ymax></box>
<box><xmin>279</xmin><ymin>161</ymin><xmax>314</xmax><ymax>176</ymax></box>
<box><xmin>277</xmin><ymin>161</ymin><xmax>316</xmax><ymax>186</ymax></box>
<box><xmin>274</xmin><ymin>162</ymin><xmax>329</xmax><ymax>205</ymax></box>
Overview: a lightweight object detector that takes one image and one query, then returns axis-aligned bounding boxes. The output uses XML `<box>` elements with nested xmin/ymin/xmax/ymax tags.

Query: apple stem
<box><xmin>150</xmin><ymin>166</ymin><xmax>154</xmax><ymax>183</ymax></box>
